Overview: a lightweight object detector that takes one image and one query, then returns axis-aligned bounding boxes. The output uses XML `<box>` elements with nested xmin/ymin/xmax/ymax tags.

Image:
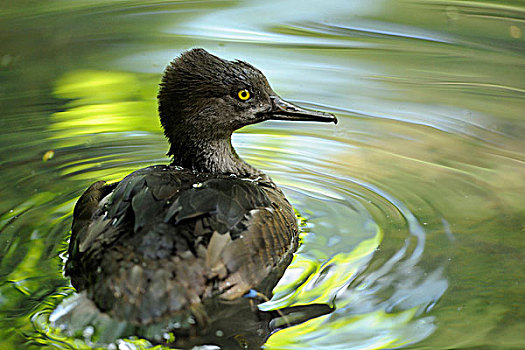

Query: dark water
<box><xmin>1</xmin><ymin>1</ymin><xmax>524</xmax><ymax>349</ymax></box>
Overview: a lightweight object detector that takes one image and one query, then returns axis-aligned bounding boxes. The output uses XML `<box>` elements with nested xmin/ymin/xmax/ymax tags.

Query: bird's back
<box><xmin>66</xmin><ymin>165</ymin><xmax>298</xmax><ymax>326</ymax></box>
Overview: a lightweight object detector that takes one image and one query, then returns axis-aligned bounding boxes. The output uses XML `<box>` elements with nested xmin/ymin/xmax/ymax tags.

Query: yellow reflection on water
<box><xmin>51</xmin><ymin>70</ymin><xmax>160</xmax><ymax>141</ymax></box>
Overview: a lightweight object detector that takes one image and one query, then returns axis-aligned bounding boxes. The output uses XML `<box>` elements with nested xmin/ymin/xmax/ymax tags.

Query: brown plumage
<box><xmin>65</xmin><ymin>48</ymin><xmax>336</xmax><ymax>331</ymax></box>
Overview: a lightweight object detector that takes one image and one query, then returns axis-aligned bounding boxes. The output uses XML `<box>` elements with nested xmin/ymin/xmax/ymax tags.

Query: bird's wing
<box><xmin>66</xmin><ymin>165</ymin><xmax>298</xmax><ymax>324</ymax></box>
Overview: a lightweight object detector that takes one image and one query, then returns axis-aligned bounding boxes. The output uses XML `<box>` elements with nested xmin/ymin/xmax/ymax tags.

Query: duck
<box><xmin>65</xmin><ymin>48</ymin><xmax>337</xmax><ymax>335</ymax></box>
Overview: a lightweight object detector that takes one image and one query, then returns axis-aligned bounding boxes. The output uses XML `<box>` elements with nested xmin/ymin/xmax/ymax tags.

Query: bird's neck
<box><xmin>170</xmin><ymin>136</ymin><xmax>260</xmax><ymax>176</ymax></box>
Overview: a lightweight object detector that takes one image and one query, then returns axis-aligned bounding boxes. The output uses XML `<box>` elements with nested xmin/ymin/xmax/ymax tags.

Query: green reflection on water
<box><xmin>52</xmin><ymin>70</ymin><xmax>160</xmax><ymax>140</ymax></box>
<box><xmin>266</xmin><ymin>307</ymin><xmax>428</xmax><ymax>350</ymax></box>
<box><xmin>265</xmin><ymin>233</ymin><xmax>382</xmax><ymax>311</ymax></box>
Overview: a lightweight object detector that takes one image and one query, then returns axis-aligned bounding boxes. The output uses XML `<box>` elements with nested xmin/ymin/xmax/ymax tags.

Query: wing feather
<box><xmin>66</xmin><ymin>165</ymin><xmax>298</xmax><ymax>324</ymax></box>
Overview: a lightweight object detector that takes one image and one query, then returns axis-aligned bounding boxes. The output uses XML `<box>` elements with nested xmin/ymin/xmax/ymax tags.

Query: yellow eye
<box><xmin>237</xmin><ymin>89</ymin><xmax>251</xmax><ymax>101</ymax></box>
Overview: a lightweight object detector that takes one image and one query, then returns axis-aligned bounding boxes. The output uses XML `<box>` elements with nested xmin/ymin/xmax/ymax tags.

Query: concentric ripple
<box><xmin>235</xmin><ymin>131</ymin><xmax>450</xmax><ymax>349</ymax></box>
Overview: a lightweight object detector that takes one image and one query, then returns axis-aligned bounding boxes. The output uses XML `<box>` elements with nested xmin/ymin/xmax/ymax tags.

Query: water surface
<box><xmin>1</xmin><ymin>0</ymin><xmax>524</xmax><ymax>349</ymax></box>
